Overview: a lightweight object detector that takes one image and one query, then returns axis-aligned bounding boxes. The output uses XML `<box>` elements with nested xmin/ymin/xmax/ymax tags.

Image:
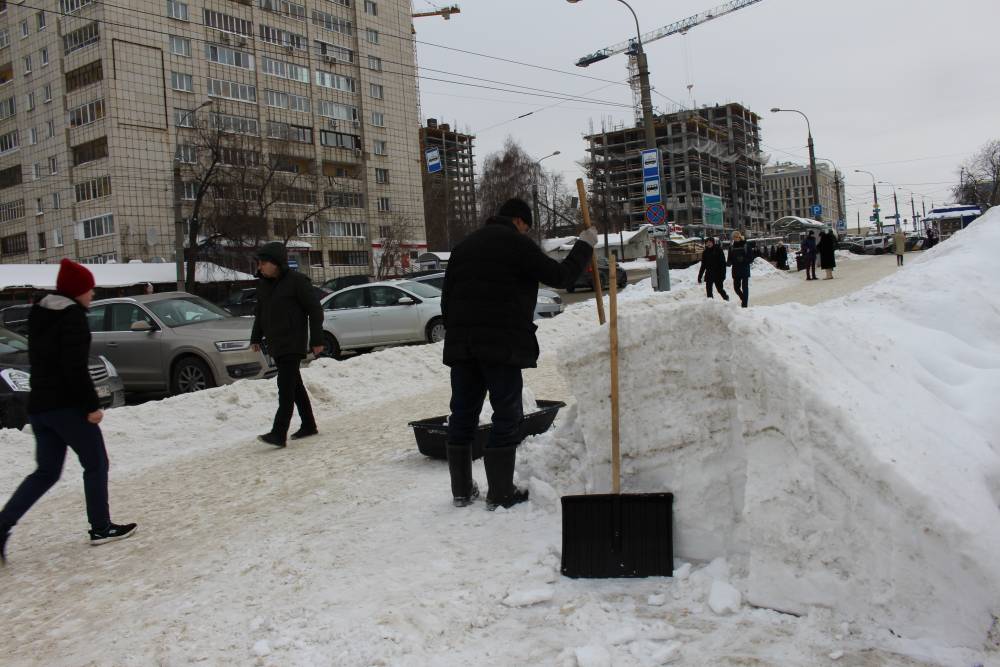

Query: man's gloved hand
<box><xmin>578</xmin><ymin>227</ymin><xmax>599</xmax><ymax>248</ymax></box>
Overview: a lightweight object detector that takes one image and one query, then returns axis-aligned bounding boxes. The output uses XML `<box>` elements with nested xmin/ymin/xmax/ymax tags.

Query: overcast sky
<box><xmin>413</xmin><ymin>0</ymin><xmax>999</xmax><ymax>229</ymax></box>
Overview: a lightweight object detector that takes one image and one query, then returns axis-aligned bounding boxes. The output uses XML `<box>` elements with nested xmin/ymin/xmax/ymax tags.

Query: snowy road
<box><xmin>0</xmin><ymin>248</ymin><xmax>987</xmax><ymax>666</ymax></box>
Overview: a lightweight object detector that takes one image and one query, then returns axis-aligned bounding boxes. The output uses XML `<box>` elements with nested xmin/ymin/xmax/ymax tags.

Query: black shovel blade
<box><xmin>560</xmin><ymin>493</ymin><xmax>673</xmax><ymax>579</ymax></box>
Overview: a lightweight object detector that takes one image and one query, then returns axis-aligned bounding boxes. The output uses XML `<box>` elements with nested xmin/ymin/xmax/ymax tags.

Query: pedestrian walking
<box><xmin>775</xmin><ymin>241</ymin><xmax>789</xmax><ymax>270</ymax></box>
<box><xmin>697</xmin><ymin>237</ymin><xmax>729</xmax><ymax>301</ymax></box>
<box><xmin>727</xmin><ymin>230</ymin><xmax>753</xmax><ymax>308</ymax></box>
<box><xmin>251</xmin><ymin>242</ymin><xmax>325</xmax><ymax>448</ymax></box>
<box><xmin>442</xmin><ymin>198</ymin><xmax>596</xmax><ymax>510</ymax></box>
<box><xmin>0</xmin><ymin>259</ymin><xmax>136</xmax><ymax>564</ymax></box>
<box><xmin>802</xmin><ymin>230</ymin><xmax>818</xmax><ymax>280</ymax></box>
<box><xmin>818</xmin><ymin>230</ymin><xmax>837</xmax><ymax>279</ymax></box>
<box><xmin>894</xmin><ymin>229</ymin><xmax>906</xmax><ymax>266</ymax></box>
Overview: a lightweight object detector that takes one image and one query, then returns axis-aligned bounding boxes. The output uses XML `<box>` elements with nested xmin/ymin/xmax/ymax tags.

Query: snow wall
<box><xmin>525</xmin><ymin>209</ymin><xmax>1000</xmax><ymax>648</ymax></box>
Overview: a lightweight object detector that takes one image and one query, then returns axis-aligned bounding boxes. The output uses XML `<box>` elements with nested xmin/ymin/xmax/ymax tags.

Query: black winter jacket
<box><xmin>818</xmin><ymin>232</ymin><xmax>837</xmax><ymax>269</ymax></box>
<box><xmin>441</xmin><ymin>216</ymin><xmax>593</xmax><ymax>369</ymax></box>
<box><xmin>27</xmin><ymin>294</ymin><xmax>100</xmax><ymax>415</ymax></box>
<box><xmin>697</xmin><ymin>245</ymin><xmax>727</xmax><ymax>281</ymax></box>
<box><xmin>727</xmin><ymin>240</ymin><xmax>753</xmax><ymax>280</ymax></box>
<box><xmin>250</xmin><ymin>242</ymin><xmax>324</xmax><ymax>359</ymax></box>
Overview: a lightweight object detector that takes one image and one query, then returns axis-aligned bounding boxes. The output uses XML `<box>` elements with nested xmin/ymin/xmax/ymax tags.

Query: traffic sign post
<box><xmin>425</xmin><ymin>147</ymin><xmax>442</xmax><ymax>174</ymax></box>
<box><xmin>810</xmin><ymin>203</ymin><xmax>823</xmax><ymax>218</ymax></box>
<box><xmin>645</xmin><ymin>203</ymin><xmax>666</xmax><ymax>225</ymax></box>
<box><xmin>641</xmin><ymin>147</ymin><xmax>669</xmax><ymax>291</ymax></box>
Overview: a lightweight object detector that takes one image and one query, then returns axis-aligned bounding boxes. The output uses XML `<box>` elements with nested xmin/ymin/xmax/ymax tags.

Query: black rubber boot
<box><xmin>446</xmin><ymin>445</ymin><xmax>479</xmax><ymax>507</ymax></box>
<box><xmin>0</xmin><ymin>522</ymin><xmax>10</xmax><ymax>565</ymax></box>
<box><xmin>484</xmin><ymin>445</ymin><xmax>529</xmax><ymax>511</ymax></box>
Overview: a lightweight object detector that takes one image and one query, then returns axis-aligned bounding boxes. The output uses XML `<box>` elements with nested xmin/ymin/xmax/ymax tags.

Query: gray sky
<box><xmin>414</xmin><ymin>0</ymin><xmax>999</xmax><ymax>229</ymax></box>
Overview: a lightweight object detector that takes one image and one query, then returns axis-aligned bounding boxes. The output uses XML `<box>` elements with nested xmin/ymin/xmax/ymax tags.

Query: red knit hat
<box><xmin>56</xmin><ymin>258</ymin><xmax>96</xmax><ymax>298</ymax></box>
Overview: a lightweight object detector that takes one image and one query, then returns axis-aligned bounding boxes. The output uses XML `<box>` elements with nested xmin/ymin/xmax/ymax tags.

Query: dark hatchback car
<box><xmin>221</xmin><ymin>285</ymin><xmax>332</xmax><ymax>317</ymax></box>
<box><xmin>0</xmin><ymin>303</ymin><xmax>31</xmax><ymax>336</ymax></box>
<box><xmin>0</xmin><ymin>326</ymin><xmax>125</xmax><ymax>430</ymax></box>
<box><xmin>566</xmin><ymin>257</ymin><xmax>628</xmax><ymax>293</ymax></box>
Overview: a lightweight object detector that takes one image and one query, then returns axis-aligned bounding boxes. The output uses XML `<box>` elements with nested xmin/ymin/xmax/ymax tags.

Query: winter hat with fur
<box><xmin>56</xmin><ymin>258</ymin><xmax>96</xmax><ymax>298</ymax></box>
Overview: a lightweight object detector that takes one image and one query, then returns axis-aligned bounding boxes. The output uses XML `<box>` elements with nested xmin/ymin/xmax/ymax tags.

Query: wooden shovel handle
<box><xmin>575</xmin><ymin>178</ymin><xmax>606</xmax><ymax>326</ymax></box>
<box><xmin>609</xmin><ymin>252</ymin><xmax>621</xmax><ymax>494</ymax></box>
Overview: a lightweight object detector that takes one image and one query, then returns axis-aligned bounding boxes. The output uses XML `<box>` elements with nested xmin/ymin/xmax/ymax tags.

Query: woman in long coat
<box><xmin>818</xmin><ymin>230</ymin><xmax>837</xmax><ymax>279</ymax></box>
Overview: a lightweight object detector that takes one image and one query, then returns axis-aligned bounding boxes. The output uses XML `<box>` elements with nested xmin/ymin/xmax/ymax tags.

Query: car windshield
<box><xmin>147</xmin><ymin>296</ymin><xmax>232</xmax><ymax>328</ymax></box>
<box><xmin>0</xmin><ymin>326</ymin><xmax>28</xmax><ymax>354</ymax></box>
<box><xmin>398</xmin><ymin>281</ymin><xmax>442</xmax><ymax>299</ymax></box>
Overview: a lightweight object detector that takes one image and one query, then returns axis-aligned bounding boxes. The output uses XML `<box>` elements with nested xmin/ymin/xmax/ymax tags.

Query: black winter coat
<box><xmin>727</xmin><ymin>240</ymin><xmax>753</xmax><ymax>280</ymax></box>
<box><xmin>775</xmin><ymin>245</ymin><xmax>788</xmax><ymax>264</ymax></box>
<box><xmin>441</xmin><ymin>216</ymin><xmax>593</xmax><ymax>369</ymax></box>
<box><xmin>697</xmin><ymin>245</ymin><xmax>727</xmax><ymax>281</ymax></box>
<box><xmin>250</xmin><ymin>242</ymin><xmax>324</xmax><ymax>359</ymax></box>
<box><xmin>818</xmin><ymin>232</ymin><xmax>837</xmax><ymax>269</ymax></box>
<box><xmin>27</xmin><ymin>294</ymin><xmax>99</xmax><ymax>415</ymax></box>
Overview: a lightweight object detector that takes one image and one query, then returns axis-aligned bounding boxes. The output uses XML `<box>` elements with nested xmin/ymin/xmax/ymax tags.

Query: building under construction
<box><xmin>420</xmin><ymin>119</ymin><xmax>478</xmax><ymax>251</ymax></box>
<box><xmin>584</xmin><ymin>102</ymin><xmax>765</xmax><ymax>235</ymax></box>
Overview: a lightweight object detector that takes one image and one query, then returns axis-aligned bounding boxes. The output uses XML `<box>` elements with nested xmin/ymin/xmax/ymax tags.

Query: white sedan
<box><xmin>319</xmin><ymin>280</ymin><xmax>445</xmax><ymax>358</ymax></box>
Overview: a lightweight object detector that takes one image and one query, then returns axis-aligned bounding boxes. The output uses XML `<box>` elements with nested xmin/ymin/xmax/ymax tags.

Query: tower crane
<box><xmin>411</xmin><ymin>4</ymin><xmax>460</xmax><ymax>33</ymax></box>
<box><xmin>574</xmin><ymin>0</ymin><xmax>764</xmax><ymax>120</ymax></box>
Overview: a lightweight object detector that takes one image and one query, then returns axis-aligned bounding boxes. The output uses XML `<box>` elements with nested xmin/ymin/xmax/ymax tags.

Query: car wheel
<box><xmin>566</xmin><ymin>285</ymin><xmax>576</xmax><ymax>293</ymax></box>
<box><xmin>618</xmin><ymin>274</ymin><xmax>627</xmax><ymax>289</ymax></box>
<box><xmin>171</xmin><ymin>356</ymin><xmax>214</xmax><ymax>395</ymax></box>
<box><xmin>322</xmin><ymin>332</ymin><xmax>342</xmax><ymax>360</ymax></box>
<box><xmin>426</xmin><ymin>317</ymin><xmax>446</xmax><ymax>343</ymax></box>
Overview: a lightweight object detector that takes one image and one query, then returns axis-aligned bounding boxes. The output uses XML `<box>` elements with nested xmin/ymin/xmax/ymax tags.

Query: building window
<box><xmin>259</xmin><ymin>0</ymin><xmax>305</xmax><ymax>21</ymax></box>
<box><xmin>314</xmin><ymin>70</ymin><xmax>355</xmax><ymax>92</ymax></box>
<box><xmin>0</xmin><ymin>198</ymin><xmax>25</xmax><ymax>222</ymax></box>
<box><xmin>35</xmin><ymin>197</ymin><xmax>43</xmax><ymax>214</ymax></box>
<box><xmin>319</xmin><ymin>130</ymin><xmax>359</xmax><ymax>150</ymax></box>
<box><xmin>314</xmin><ymin>40</ymin><xmax>354</xmax><ymax>63</ymax></box>
<box><xmin>0</xmin><ymin>164</ymin><xmax>20</xmax><ymax>189</ymax></box>
<box><xmin>28</xmin><ymin>128</ymin><xmax>37</xmax><ymax>145</ymax></box>
<box><xmin>31</xmin><ymin>163</ymin><xmax>39</xmax><ymax>180</ymax></box>
<box><xmin>377</xmin><ymin>197</ymin><xmax>391</xmax><ymax>212</ymax></box>
<box><xmin>367</xmin><ymin>55</ymin><xmax>382</xmax><ymax>71</ymax></box>
<box><xmin>259</xmin><ymin>24</ymin><xmax>306</xmax><ymax>50</ymax></box>
<box><xmin>261</xmin><ymin>56</ymin><xmax>309</xmax><ymax>83</ymax></box>
<box><xmin>311</xmin><ymin>10</ymin><xmax>352</xmax><ymax>36</ymax></box>
<box><xmin>181</xmin><ymin>182</ymin><xmax>197</xmax><ymax>200</ymax></box>
<box><xmin>71</xmin><ymin>136</ymin><xmax>108</xmax><ymax>166</ymax></box>
<box><xmin>298</xmin><ymin>219</ymin><xmax>317</xmax><ymax>236</ymax></box>
<box><xmin>52</xmin><ymin>192</ymin><xmax>60</xmax><ymax>209</ymax></box>
<box><xmin>171</xmin><ymin>71</ymin><xmax>194</xmax><ymax>92</ymax></box>
<box><xmin>209</xmin><ymin>111</ymin><xmax>258</xmax><ymax>135</ymax></box>
<box><xmin>364</xmin><ymin>1</ymin><xmax>377</xmax><ymax>16</ymax></box>
<box><xmin>308</xmin><ymin>250</ymin><xmax>323</xmax><ymax>266</ymax></box>
<box><xmin>53</xmin><ymin>227</ymin><xmax>64</xmax><ymax>246</ymax></box>
<box><xmin>0</xmin><ymin>232</ymin><xmax>28</xmax><ymax>256</ymax></box>
<box><xmin>0</xmin><ymin>96</ymin><xmax>14</xmax><ymax>120</ymax></box>
<box><xmin>74</xmin><ymin>175</ymin><xmax>111</xmax><ymax>202</ymax></box>
<box><xmin>78</xmin><ymin>213</ymin><xmax>114</xmax><ymax>239</ymax></box>
<box><xmin>317</xmin><ymin>100</ymin><xmax>357</xmax><ymax>122</ymax></box>
<box><xmin>207</xmin><ymin>77</ymin><xmax>256</xmax><ymax>103</ymax></box>
<box><xmin>40</xmin><ymin>48</ymin><xmax>49</xmax><ymax>66</ymax></box>
<box><xmin>327</xmin><ymin>221</ymin><xmax>367</xmax><ymax>237</ymax></box>
<box><xmin>61</xmin><ymin>0</ymin><xmax>96</xmax><ymax>14</ymax></box>
<box><xmin>369</xmin><ymin>83</ymin><xmax>383</xmax><ymax>99</ymax></box>
<box><xmin>37</xmin><ymin>232</ymin><xmax>46</xmax><ymax>250</ymax></box>
<box><xmin>26</xmin><ymin>92</ymin><xmax>35</xmax><ymax>112</ymax></box>
<box><xmin>365</xmin><ymin>29</ymin><xmax>378</xmax><ymax>44</ymax></box>
<box><xmin>370</xmin><ymin>111</ymin><xmax>384</xmax><ymax>127</ymax></box>
<box><xmin>167</xmin><ymin>0</ymin><xmax>189</xmax><ymax>21</ymax></box>
<box><xmin>43</xmin><ymin>84</ymin><xmax>51</xmax><ymax>102</ymax></box>
<box><xmin>175</xmin><ymin>144</ymin><xmax>196</xmax><ymax>163</ymax></box>
<box><xmin>373</xmin><ymin>140</ymin><xmax>387</xmax><ymax>156</ymax></box>
<box><xmin>69</xmin><ymin>99</ymin><xmax>105</xmax><ymax>128</ymax></box>
<box><xmin>47</xmin><ymin>120</ymin><xmax>55</xmax><ymax>138</ymax></box>
<box><xmin>20</xmin><ymin>20</ymin><xmax>28</xmax><ymax>38</ymax></box>
<box><xmin>329</xmin><ymin>250</ymin><xmax>368</xmax><ymax>267</ymax></box>
<box><xmin>169</xmin><ymin>35</ymin><xmax>191</xmax><ymax>57</ymax></box>
<box><xmin>48</xmin><ymin>156</ymin><xmax>57</xmax><ymax>174</ymax></box>
<box><xmin>203</xmin><ymin>9</ymin><xmax>253</xmax><ymax>36</ymax></box>
<box><xmin>36</xmin><ymin>11</ymin><xmax>46</xmax><ymax>30</ymax></box>
<box><xmin>206</xmin><ymin>44</ymin><xmax>254</xmax><ymax>69</ymax></box>
<box><xmin>65</xmin><ymin>60</ymin><xmax>103</xmax><ymax>92</ymax></box>
<box><xmin>0</xmin><ymin>29</ymin><xmax>8</xmax><ymax>50</ymax></box>
<box><xmin>375</xmin><ymin>168</ymin><xmax>389</xmax><ymax>184</ymax></box>
<box><xmin>0</xmin><ymin>129</ymin><xmax>18</xmax><ymax>154</ymax></box>
<box><xmin>63</xmin><ymin>21</ymin><xmax>99</xmax><ymax>55</ymax></box>
<box><xmin>325</xmin><ymin>191</ymin><xmax>364</xmax><ymax>208</ymax></box>
<box><xmin>22</xmin><ymin>55</ymin><xmax>31</xmax><ymax>74</ymax></box>
<box><xmin>266</xmin><ymin>122</ymin><xmax>312</xmax><ymax>144</ymax></box>
<box><xmin>265</xmin><ymin>90</ymin><xmax>310</xmax><ymax>113</ymax></box>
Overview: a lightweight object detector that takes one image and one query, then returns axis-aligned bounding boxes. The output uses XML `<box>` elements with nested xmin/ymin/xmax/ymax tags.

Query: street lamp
<box><xmin>174</xmin><ymin>100</ymin><xmax>213</xmax><ymax>291</ymax></box>
<box><xmin>532</xmin><ymin>150</ymin><xmax>560</xmax><ymax>244</ymax></box>
<box><xmin>854</xmin><ymin>169</ymin><xmax>880</xmax><ymax>234</ymax></box>
<box><xmin>567</xmin><ymin>0</ymin><xmax>670</xmax><ymax>290</ymax></box>
<box><xmin>814</xmin><ymin>156</ymin><xmax>843</xmax><ymax>231</ymax></box>
<box><xmin>878</xmin><ymin>181</ymin><xmax>902</xmax><ymax>233</ymax></box>
<box><xmin>771</xmin><ymin>107</ymin><xmax>821</xmax><ymax>222</ymax></box>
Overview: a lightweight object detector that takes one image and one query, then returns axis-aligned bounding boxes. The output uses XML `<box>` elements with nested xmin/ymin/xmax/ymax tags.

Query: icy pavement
<box><xmin>0</xmin><ymin>224</ymin><xmax>996</xmax><ymax>665</ymax></box>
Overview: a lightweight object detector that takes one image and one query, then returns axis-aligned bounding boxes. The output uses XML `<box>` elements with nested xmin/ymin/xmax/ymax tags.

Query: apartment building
<box><xmin>763</xmin><ymin>161</ymin><xmax>844</xmax><ymax>227</ymax></box>
<box><xmin>419</xmin><ymin>117</ymin><xmax>476</xmax><ymax>251</ymax></box>
<box><xmin>0</xmin><ymin>0</ymin><xmax>425</xmax><ymax>280</ymax></box>
<box><xmin>585</xmin><ymin>102</ymin><xmax>765</xmax><ymax>234</ymax></box>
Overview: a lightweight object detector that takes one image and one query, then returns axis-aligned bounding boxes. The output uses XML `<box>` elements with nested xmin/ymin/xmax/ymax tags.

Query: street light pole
<box><xmin>771</xmin><ymin>108</ymin><xmax>821</xmax><ymax>222</ymax></box>
<box><xmin>174</xmin><ymin>100</ymin><xmax>213</xmax><ymax>292</ymax></box>
<box><xmin>855</xmin><ymin>169</ymin><xmax>880</xmax><ymax>234</ymax></box>
<box><xmin>816</xmin><ymin>156</ymin><xmax>843</xmax><ymax>231</ymax></box>
<box><xmin>879</xmin><ymin>181</ymin><xmax>900</xmax><ymax>232</ymax></box>
<box><xmin>532</xmin><ymin>151</ymin><xmax>560</xmax><ymax>245</ymax></box>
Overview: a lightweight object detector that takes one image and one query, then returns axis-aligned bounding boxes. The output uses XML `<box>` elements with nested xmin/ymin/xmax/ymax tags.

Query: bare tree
<box><xmin>374</xmin><ymin>213</ymin><xmax>421</xmax><ymax>280</ymax></box>
<box><xmin>952</xmin><ymin>140</ymin><xmax>1000</xmax><ymax>211</ymax></box>
<box><xmin>477</xmin><ymin>137</ymin><xmax>536</xmax><ymax>218</ymax></box>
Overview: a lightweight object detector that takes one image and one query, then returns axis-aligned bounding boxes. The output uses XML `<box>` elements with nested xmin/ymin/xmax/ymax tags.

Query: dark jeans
<box><xmin>0</xmin><ymin>409</ymin><xmax>110</xmax><ymax>530</ymax></box>
<box><xmin>271</xmin><ymin>354</ymin><xmax>315</xmax><ymax>437</ymax></box>
<box><xmin>448</xmin><ymin>361</ymin><xmax>523</xmax><ymax>450</ymax></box>
<box><xmin>896</xmin><ymin>254</ymin><xmax>904</xmax><ymax>266</ymax></box>
<box><xmin>705</xmin><ymin>276</ymin><xmax>728</xmax><ymax>300</ymax></box>
<box><xmin>806</xmin><ymin>254</ymin><xmax>817</xmax><ymax>279</ymax></box>
<box><xmin>733</xmin><ymin>276</ymin><xmax>750</xmax><ymax>308</ymax></box>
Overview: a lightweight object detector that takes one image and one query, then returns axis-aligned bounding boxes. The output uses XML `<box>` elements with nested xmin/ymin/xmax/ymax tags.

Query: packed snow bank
<box><xmin>524</xmin><ymin>211</ymin><xmax>1000</xmax><ymax>648</ymax></box>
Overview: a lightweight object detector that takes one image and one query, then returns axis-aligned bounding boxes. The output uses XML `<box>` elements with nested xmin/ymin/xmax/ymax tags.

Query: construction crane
<box><xmin>575</xmin><ymin>0</ymin><xmax>764</xmax><ymax>119</ymax></box>
<box><xmin>412</xmin><ymin>4</ymin><xmax>460</xmax><ymax>25</ymax></box>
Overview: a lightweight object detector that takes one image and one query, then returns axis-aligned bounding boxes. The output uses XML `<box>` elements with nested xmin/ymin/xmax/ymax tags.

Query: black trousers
<box><xmin>806</xmin><ymin>254</ymin><xmax>817</xmax><ymax>279</ymax></box>
<box><xmin>271</xmin><ymin>355</ymin><xmax>315</xmax><ymax>437</ymax></box>
<box><xmin>0</xmin><ymin>408</ymin><xmax>110</xmax><ymax>530</ymax></box>
<box><xmin>447</xmin><ymin>361</ymin><xmax>523</xmax><ymax>450</ymax></box>
<box><xmin>896</xmin><ymin>253</ymin><xmax>904</xmax><ymax>266</ymax></box>
<box><xmin>732</xmin><ymin>276</ymin><xmax>750</xmax><ymax>308</ymax></box>
<box><xmin>705</xmin><ymin>276</ymin><xmax>728</xmax><ymax>300</ymax></box>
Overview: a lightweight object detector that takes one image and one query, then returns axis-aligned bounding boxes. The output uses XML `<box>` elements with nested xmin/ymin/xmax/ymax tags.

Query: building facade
<box><xmin>419</xmin><ymin>117</ymin><xmax>476</xmax><ymax>251</ymax></box>
<box><xmin>763</xmin><ymin>162</ymin><xmax>844</xmax><ymax>228</ymax></box>
<box><xmin>0</xmin><ymin>0</ymin><xmax>425</xmax><ymax>281</ymax></box>
<box><xmin>585</xmin><ymin>102</ymin><xmax>765</xmax><ymax>235</ymax></box>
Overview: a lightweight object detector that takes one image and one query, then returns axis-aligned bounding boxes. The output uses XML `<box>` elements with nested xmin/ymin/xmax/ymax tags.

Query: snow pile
<box><xmin>524</xmin><ymin>210</ymin><xmax>1000</xmax><ymax>648</ymax></box>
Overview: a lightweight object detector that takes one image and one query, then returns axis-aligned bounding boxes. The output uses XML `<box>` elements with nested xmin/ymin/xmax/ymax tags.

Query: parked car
<box><xmin>221</xmin><ymin>285</ymin><xmax>331</xmax><ymax>317</ymax></box>
<box><xmin>319</xmin><ymin>280</ymin><xmax>444</xmax><ymax>359</ymax></box>
<box><xmin>0</xmin><ymin>325</ymin><xmax>124</xmax><ymax>429</ymax></box>
<box><xmin>0</xmin><ymin>303</ymin><xmax>31</xmax><ymax>336</ymax></box>
<box><xmin>320</xmin><ymin>274</ymin><xmax>371</xmax><ymax>293</ymax></box>
<box><xmin>408</xmin><ymin>272</ymin><xmax>564</xmax><ymax>320</ymax></box>
<box><xmin>848</xmin><ymin>235</ymin><xmax>890</xmax><ymax>255</ymax></box>
<box><xmin>566</xmin><ymin>257</ymin><xmax>628</xmax><ymax>293</ymax></box>
<box><xmin>89</xmin><ymin>292</ymin><xmax>277</xmax><ymax>395</ymax></box>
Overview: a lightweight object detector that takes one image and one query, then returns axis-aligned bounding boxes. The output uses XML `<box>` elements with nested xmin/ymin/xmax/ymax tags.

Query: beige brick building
<box><xmin>763</xmin><ymin>161</ymin><xmax>845</xmax><ymax>228</ymax></box>
<box><xmin>0</xmin><ymin>0</ymin><xmax>425</xmax><ymax>281</ymax></box>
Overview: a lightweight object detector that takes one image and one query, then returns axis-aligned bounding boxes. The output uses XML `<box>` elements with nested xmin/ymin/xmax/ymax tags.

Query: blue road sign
<box><xmin>641</xmin><ymin>148</ymin><xmax>659</xmax><ymax>178</ymax></box>
<box><xmin>646</xmin><ymin>203</ymin><xmax>666</xmax><ymax>224</ymax></box>
<box><xmin>836</xmin><ymin>219</ymin><xmax>846</xmax><ymax>231</ymax></box>
<box><xmin>810</xmin><ymin>203</ymin><xmax>823</xmax><ymax>217</ymax></box>
<box><xmin>643</xmin><ymin>178</ymin><xmax>661</xmax><ymax>205</ymax></box>
<box><xmin>425</xmin><ymin>147</ymin><xmax>442</xmax><ymax>174</ymax></box>
<box><xmin>287</xmin><ymin>258</ymin><xmax>299</xmax><ymax>270</ymax></box>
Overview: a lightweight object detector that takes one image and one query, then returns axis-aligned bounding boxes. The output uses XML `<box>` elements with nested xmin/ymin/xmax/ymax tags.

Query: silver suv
<box><xmin>89</xmin><ymin>292</ymin><xmax>277</xmax><ymax>395</ymax></box>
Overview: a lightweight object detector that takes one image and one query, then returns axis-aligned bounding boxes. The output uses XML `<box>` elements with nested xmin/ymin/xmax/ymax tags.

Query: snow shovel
<box><xmin>560</xmin><ymin>253</ymin><xmax>674</xmax><ymax>579</ymax></box>
<box><xmin>575</xmin><ymin>178</ymin><xmax>606</xmax><ymax>325</ymax></box>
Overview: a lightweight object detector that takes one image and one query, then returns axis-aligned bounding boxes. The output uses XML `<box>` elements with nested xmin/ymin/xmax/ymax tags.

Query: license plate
<box><xmin>96</xmin><ymin>385</ymin><xmax>111</xmax><ymax>398</ymax></box>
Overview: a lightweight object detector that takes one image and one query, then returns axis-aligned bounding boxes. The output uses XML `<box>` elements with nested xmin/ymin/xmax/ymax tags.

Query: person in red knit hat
<box><xmin>0</xmin><ymin>259</ymin><xmax>136</xmax><ymax>564</ymax></box>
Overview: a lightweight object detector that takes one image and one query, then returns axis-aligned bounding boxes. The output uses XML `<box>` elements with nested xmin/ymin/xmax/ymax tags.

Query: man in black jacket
<box><xmin>1</xmin><ymin>259</ymin><xmax>136</xmax><ymax>563</ymax></box>
<box><xmin>697</xmin><ymin>237</ymin><xmax>729</xmax><ymax>300</ymax></box>
<box><xmin>442</xmin><ymin>198</ymin><xmax>597</xmax><ymax>510</ymax></box>
<box><xmin>251</xmin><ymin>242</ymin><xmax>325</xmax><ymax>447</ymax></box>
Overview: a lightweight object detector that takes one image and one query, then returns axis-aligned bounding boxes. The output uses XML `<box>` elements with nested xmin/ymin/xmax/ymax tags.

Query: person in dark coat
<box><xmin>726</xmin><ymin>231</ymin><xmax>753</xmax><ymax>308</ymax></box>
<box><xmin>818</xmin><ymin>230</ymin><xmax>837</xmax><ymax>279</ymax></box>
<box><xmin>442</xmin><ymin>198</ymin><xmax>596</xmax><ymax>510</ymax></box>
<box><xmin>697</xmin><ymin>237</ymin><xmax>729</xmax><ymax>300</ymax></box>
<box><xmin>775</xmin><ymin>242</ymin><xmax>789</xmax><ymax>270</ymax></box>
<box><xmin>802</xmin><ymin>230</ymin><xmax>818</xmax><ymax>280</ymax></box>
<box><xmin>250</xmin><ymin>242</ymin><xmax>325</xmax><ymax>448</ymax></box>
<box><xmin>0</xmin><ymin>259</ymin><xmax>136</xmax><ymax>563</ymax></box>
